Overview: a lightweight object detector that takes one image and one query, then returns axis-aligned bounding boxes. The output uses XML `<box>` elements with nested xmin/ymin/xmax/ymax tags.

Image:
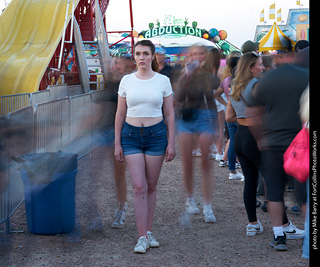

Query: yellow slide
<box><xmin>0</xmin><ymin>0</ymin><xmax>80</xmax><ymax>96</ymax></box>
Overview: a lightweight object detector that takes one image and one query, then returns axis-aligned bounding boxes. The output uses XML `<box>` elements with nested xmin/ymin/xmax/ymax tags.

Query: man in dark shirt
<box><xmin>253</xmin><ymin>62</ymin><xmax>309</xmax><ymax>251</ymax></box>
<box><xmin>155</xmin><ymin>47</ymin><xmax>173</xmax><ymax>79</ymax></box>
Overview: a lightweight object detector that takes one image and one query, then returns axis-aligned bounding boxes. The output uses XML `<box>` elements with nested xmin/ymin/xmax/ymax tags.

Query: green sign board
<box><xmin>144</xmin><ymin>26</ymin><xmax>205</xmax><ymax>39</ymax></box>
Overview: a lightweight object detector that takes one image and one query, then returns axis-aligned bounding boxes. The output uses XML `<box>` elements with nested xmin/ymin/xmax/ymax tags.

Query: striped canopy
<box><xmin>259</xmin><ymin>22</ymin><xmax>296</xmax><ymax>52</ymax></box>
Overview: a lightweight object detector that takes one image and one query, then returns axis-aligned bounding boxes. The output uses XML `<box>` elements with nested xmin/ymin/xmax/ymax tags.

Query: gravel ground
<box><xmin>0</xmin><ymin>144</ymin><xmax>309</xmax><ymax>266</ymax></box>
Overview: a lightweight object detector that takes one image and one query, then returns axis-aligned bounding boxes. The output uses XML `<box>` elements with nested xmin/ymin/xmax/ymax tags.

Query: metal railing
<box><xmin>0</xmin><ymin>93</ymin><xmax>30</xmax><ymax>117</ymax></box>
<box><xmin>0</xmin><ymin>84</ymin><xmax>85</xmax><ymax>117</ymax></box>
<box><xmin>0</xmin><ymin>87</ymin><xmax>111</xmax><ymax>233</ymax></box>
<box><xmin>1</xmin><ymin>106</ymin><xmax>34</xmax><ymax>233</ymax></box>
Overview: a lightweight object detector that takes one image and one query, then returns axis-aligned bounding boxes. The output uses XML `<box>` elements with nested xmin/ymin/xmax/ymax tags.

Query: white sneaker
<box><xmin>192</xmin><ymin>148</ymin><xmax>202</xmax><ymax>157</ymax></box>
<box><xmin>236</xmin><ymin>162</ymin><xmax>241</xmax><ymax>169</ymax></box>
<box><xmin>111</xmin><ymin>210</ymin><xmax>126</xmax><ymax>229</ymax></box>
<box><xmin>208</xmin><ymin>152</ymin><xmax>216</xmax><ymax>159</ymax></box>
<box><xmin>283</xmin><ymin>221</ymin><xmax>305</xmax><ymax>239</ymax></box>
<box><xmin>210</xmin><ymin>144</ymin><xmax>217</xmax><ymax>154</ymax></box>
<box><xmin>203</xmin><ymin>204</ymin><xmax>216</xmax><ymax>223</ymax></box>
<box><xmin>229</xmin><ymin>171</ymin><xmax>244</xmax><ymax>180</ymax></box>
<box><xmin>134</xmin><ymin>236</ymin><xmax>149</xmax><ymax>254</ymax></box>
<box><xmin>219</xmin><ymin>160</ymin><xmax>228</xmax><ymax>167</ymax></box>
<box><xmin>246</xmin><ymin>221</ymin><xmax>263</xmax><ymax>236</ymax></box>
<box><xmin>186</xmin><ymin>198</ymin><xmax>200</xmax><ymax>214</ymax></box>
<box><xmin>215</xmin><ymin>153</ymin><xmax>224</xmax><ymax>161</ymax></box>
<box><xmin>147</xmin><ymin>231</ymin><xmax>160</xmax><ymax>248</ymax></box>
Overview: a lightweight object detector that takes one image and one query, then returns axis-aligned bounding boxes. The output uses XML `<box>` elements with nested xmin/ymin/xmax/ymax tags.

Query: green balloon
<box><xmin>221</xmin><ymin>43</ymin><xmax>230</xmax><ymax>52</ymax></box>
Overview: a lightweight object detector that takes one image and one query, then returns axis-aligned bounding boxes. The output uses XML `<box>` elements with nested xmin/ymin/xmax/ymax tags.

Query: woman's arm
<box><xmin>214</xmin><ymin>87</ymin><xmax>228</xmax><ymax>106</ymax></box>
<box><xmin>114</xmin><ymin>96</ymin><xmax>127</xmax><ymax>162</ymax></box>
<box><xmin>225</xmin><ymin>97</ymin><xmax>237</xmax><ymax>123</ymax></box>
<box><xmin>163</xmin><ymin>95</ymin><xmax>176</xmax><ymax>162</ymax></box>
<box><xmin>214</xmin><ymin>87</ymin><xmax>227</xmax><ymax>106</ymax></box>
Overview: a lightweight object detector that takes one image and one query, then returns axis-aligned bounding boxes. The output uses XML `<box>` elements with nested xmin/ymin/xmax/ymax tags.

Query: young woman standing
<box><xmin>228</xmin><ymin>52</ymin><xmax>265</xmax><ymax>236</ymax></box>
<box><xmin>114</xmin><ymin>40</ymin><xmax>175</xmax><ymax>254</ymax></box>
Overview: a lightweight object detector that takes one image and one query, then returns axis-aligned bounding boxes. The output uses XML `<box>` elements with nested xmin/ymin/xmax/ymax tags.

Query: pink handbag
<box><xmin>283</xmin><ymin>127</ymin><xmax>309</xmax><ymax>183</ymax></box>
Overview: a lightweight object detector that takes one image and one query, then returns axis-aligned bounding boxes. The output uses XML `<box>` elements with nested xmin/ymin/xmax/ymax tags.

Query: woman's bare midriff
<box><xmin>237</xmin><ymin>118</ymin><xmax>249</xmax><ymax>126</ymax></box>
<box><xmin>125</xmin><ymin>116</ymin><xmax>163</xmax><ymax>127</ymax></box>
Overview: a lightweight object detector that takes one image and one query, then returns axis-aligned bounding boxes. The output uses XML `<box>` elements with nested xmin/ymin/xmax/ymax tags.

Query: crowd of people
<box><xmin>104</xmin><ymin>39</ymin><xmax>309</xmax><ymax>256</ymax></box>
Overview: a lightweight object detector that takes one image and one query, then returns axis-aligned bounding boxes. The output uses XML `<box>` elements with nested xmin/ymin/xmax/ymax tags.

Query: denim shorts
<box><xmin>121</xmin><ymin>120</ymin><xmax>168</xmax><ymax>156</ymax></box>
<box><xmin>178</xmin><ymin>109</ymin><xmax>216</xmax><ymax>134</ymax></box>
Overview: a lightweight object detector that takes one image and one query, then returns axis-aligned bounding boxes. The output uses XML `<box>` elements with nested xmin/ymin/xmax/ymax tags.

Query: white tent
<box><xmin>259</xmin><ymin>22</ymin><xmax>296</xmax><ymax>51</ymax></box>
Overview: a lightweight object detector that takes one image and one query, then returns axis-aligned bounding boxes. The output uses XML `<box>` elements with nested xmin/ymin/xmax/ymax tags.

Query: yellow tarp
<box><xmin>259</xmin><ymin>22</ymin><xmax>296</xmax><ymax>52</ymax></box>
<box><xmin>0</xmin><ymin>0</ymin><xmax>80</xmax><ymax>96</ymax></box>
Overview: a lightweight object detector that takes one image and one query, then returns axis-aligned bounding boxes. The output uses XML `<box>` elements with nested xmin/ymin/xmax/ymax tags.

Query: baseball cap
<box><xmin>155</xmin><ymin>47</ymin><xmax>166</xmax><ymax>55</ymax></box>
<box><xmin>241</xmin><ymin>40</ymin><xmax>260</xmax><ymax>53</ymax></box>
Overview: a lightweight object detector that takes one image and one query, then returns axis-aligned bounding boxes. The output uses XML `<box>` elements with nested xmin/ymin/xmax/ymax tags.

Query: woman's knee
<box><xmin>147</xmin><ymin>181</ymin><xmax>158</xmax><ymax>194</ymax></box>
<box><xmin>132</xmin><ymin>180</ymin><xmax>148</xmax><ymax>196</ymax></box>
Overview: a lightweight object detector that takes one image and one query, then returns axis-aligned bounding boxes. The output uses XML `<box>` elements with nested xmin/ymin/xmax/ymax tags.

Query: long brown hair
<box><xmin>207</xmin><ymin>48</ymin><xmax>221</xmax><ymax>75</ymax></box>
<box><xmin>230</xmin><ymin>52</ymin><xmax>260</xmax><ymax>101</ymax></box>
<box><xmin>133</xmin><ymin>40</ymin><xmax>159</xmax><ymax>72</ymax></box>
<box><xmin>187</xmin><ymin>44</ymin><xmax>213</xmax><ymax>93</ymax></box>
<box><xmin>221</xmin><ymin>51</ymin><xmax>242</xmax><ymax>81</ymax></box>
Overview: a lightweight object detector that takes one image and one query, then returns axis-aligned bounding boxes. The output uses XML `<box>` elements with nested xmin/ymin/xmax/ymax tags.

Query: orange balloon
<box><xmin>219</xmin><ymin>30</ymin><xmax>227</xmax><ymax>40</ymax></box>
<box><xmin>133</xmin><ymin>31</ymin><xmax>139</xmax><ymax>37</ymax></box>
<box><xmin>203</xmin><ymin>33</ymin><xmax>209</xmax><ymax>39</ymax></box>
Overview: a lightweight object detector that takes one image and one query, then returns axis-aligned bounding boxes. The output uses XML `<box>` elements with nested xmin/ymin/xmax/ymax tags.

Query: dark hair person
<box><xmin>114</xmin><ymin>40</ymin><xmax>175</xmax><ymax>254</ymax></box>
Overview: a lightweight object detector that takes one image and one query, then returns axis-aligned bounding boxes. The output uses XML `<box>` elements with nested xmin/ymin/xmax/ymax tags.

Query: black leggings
<box><xmin>234</xmin><ymin>125</ymin><xmax>261</xmax><ymax>223</ymax></box>
<box><xmin>235</xmin><ymin>126</ymin><xmax>289</xmax><ymax>225</ymax></box>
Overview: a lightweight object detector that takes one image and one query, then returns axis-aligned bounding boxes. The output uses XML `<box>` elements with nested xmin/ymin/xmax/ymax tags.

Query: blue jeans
<box><xmin>227</xmin><ymin>122</ymin><xmax>238</xmax><ymax>171</ymax></box>
<box><xmin>178</xmin><ymin>109</ymin><xmax>216</xmax><ymax>135</ymax></box>
<box><xmin>121</xmin><ymin>121</ymin><xmax>168</xmax><ymax>156</ymax></box>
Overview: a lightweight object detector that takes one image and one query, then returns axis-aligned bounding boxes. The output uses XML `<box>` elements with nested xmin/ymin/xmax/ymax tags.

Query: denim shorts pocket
<box><xmin>121</xmin><ymin>127</ymin><xmax>133</xmax><ymax>137</ymax></box>
<box><xmin>151</xmin><ymin>127</ymin><xmax>167</xmax><ymax>138</ymax></box>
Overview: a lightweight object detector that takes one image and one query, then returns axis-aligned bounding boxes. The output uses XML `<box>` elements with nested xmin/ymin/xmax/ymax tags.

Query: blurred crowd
<box><xmin>105</xmin><ymin>39</ymin><xmax>309</xmax><ymax>256</ymax></box>
<box><xmin>0</xmin><ymin>38</ymin><xmax>309</xmax><ymax>258</ymax></box>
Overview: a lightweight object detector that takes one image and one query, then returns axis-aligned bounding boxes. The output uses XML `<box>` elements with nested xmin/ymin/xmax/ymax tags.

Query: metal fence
<box><xmin>0</xmin><ymin>93</ymin><xmax>30</xmax><ymax>117</ymax></box>
<box><xmin>0</xmin><ymin>84</ymin><xmax>84</xmax><ymax>117</ymax></box>
<box><xmin>1</xmin><ymin>106</ymin><xmax>34</xmax><ymax>233</ymax></box>
<box><xmin>0</xmin><ymin>88</ymin><xmax>111</xmax><ymax>233</ymax></box>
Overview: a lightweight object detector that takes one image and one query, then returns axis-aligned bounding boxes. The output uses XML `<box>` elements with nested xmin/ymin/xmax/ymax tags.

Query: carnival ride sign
<box><xmin>136</xmin><ymin>15</ymin><xmax>241</xmax><ymax>54</ymax></box>
<box><xmin>144</xmin><ymin>26</ymin><xmax>204</xmax><ymax>39</ymax></box>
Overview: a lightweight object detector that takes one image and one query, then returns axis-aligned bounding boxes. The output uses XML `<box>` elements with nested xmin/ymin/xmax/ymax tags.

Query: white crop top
<box><xmin>118</xmin><ymin>72</ymin><xmax>173</xmax><ymax>117</ymax></box>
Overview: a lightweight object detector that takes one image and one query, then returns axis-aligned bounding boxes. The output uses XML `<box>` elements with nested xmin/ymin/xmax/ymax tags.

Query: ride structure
<box><xmin>0</xmin><ymin>0</ymin><xmax>133</xmax><ymax>96</ymax></box>
<box><xmin>138</xmin><ymin>16</ymin><xmax>241</xmax><ymax>56</ymax></box>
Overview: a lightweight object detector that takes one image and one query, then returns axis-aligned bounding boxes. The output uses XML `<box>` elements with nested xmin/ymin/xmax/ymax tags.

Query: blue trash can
<box><xmin>18</xmin><ymin>152</ymin><xmax>78</xmax><ymax>234</ymax></box>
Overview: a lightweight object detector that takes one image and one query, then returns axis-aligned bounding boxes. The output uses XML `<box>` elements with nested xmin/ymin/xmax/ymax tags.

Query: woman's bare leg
<box><xmin>125</xmin><ymin>153</ymin><xmax>148</xmax><ymax>236</ymax></box>
<box><xmin>144</xmin><ymin>154</ymin><xmax>165</xmax><ymax>231</ymax></box>
<box><xmin>199</xmin><ymin>133</ymin><xmax>214</xmax><ymax>205</ymax></box>
<box><xmin>179</xmin><ymin>134</ymin><xmax>195</xmax><ymax>198</ymax></box>
<box><xmin>113</xmin><ymin>157</ymin><xmax>127</xmax><ymax>209</ymax></box>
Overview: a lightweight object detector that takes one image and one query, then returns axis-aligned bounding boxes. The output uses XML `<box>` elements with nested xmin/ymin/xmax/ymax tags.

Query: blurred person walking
<box><xmin>298</xmin><ymin>86</ymin><xmax>309</xmax><ymax>259</ymax></box>
<box><xmin>105</xmin><ymin>56</ymin><xmax>134</xmax><ymax>229</ymax></box>
<box><xmin>249</xmin><ymin>55</ymin><xmax>308</xmax><ymax>251</ymax></box>
<box><xmin>227</xmin><ymin>52</ymin><xmax>265</xmax><ymax>236</ymax></box>
<box><xmin>209</xmin><ymin>48</ymin><xmax>224</xmax><ymax>161</ymax></box>
<box><xmin>114</xmin><ymin>40</ymin><xmax>175</xmax><ymax>254</ymax></box>
<box><xmin>175</xmin><ymin>44</ymin><xmax>218</xmax><ymax>223</ymax></box>
<box><xmin>288</xmin><ymin>44</ymin><xmax>309</xmax><ymax>214</ymax></box>
<box><xmin>215</xmin><ymin>54</ymin><xmax>243</xmax><ymax>180</ymax></box>
<box><xmin>261</xmin><ymin>55</ymin><xmax>275</xmax><ymax>72</ymax></box>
